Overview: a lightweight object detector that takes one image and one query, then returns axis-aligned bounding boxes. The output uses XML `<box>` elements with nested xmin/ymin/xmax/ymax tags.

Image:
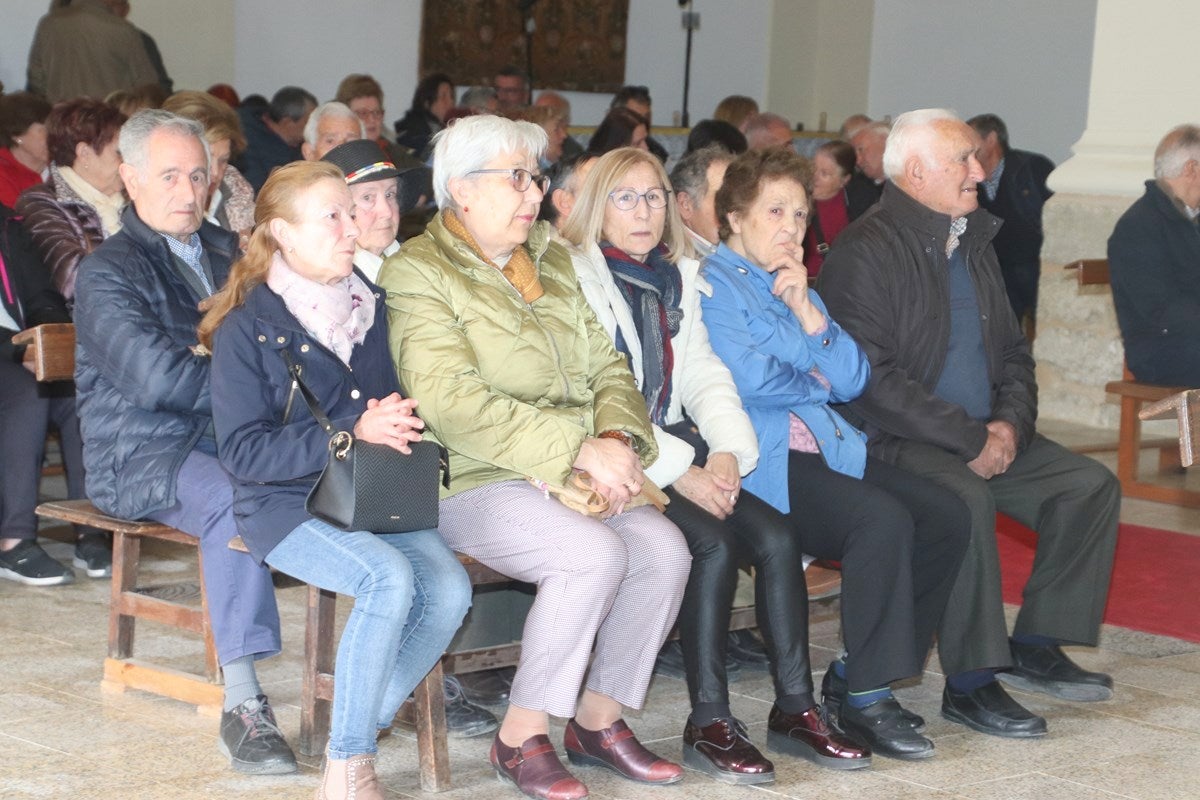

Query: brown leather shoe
<box><xmin>564</xmin><ymin>718</ymin><xmax>683</xmax><ymax>785</ymax></box>
<box><xmin>490</xmin><ymin>734</ymin><xmax>588</xmax><ymax>800</ymax></box>
<box><xmin>682</xmin><ymin>717</ymin><xmax>775</xmax><ymax>785</ymax></box>
<box><xmin>767</xmin><ymin>704</ymin><xmax>871</xmax><ymax>770</ymax></box>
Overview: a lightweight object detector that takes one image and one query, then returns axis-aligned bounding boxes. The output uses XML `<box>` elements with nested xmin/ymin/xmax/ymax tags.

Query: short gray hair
<box><xmin>431</xmin><ymin>115</ymin><xmax>548</xmax><ymax>209</ymax></box>
<box><xmin>1154</xmin><ymin>124</ymin><xmax>1200</xmax><ymax>179</ymax></box>
<box><xmin>118</xmin><ymin>109</ymin><xmax>210</xmax><ymax>175</ymax></box>
<box><xmin>303</xmin><ymin>101</ymin><xmax>364</xmax><ymax>146</ymax></box>
<box><xmin>670</xmin><ymin>145</ymin><xmax>734</xmax><ymax>201</ymax></box>
<box><xmin>460</xmin><ymin>87</ymin><xmax>497</xmax><ymax>112</ymax></box>
<box><xmin>882</xmin><ymin>109</ymin><xmax>958</xmax><ymax>180</ymax></box>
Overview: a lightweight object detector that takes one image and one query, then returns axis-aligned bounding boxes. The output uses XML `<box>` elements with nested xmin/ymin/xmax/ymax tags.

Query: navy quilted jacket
<box><xmin>73</xmin><ymin>206</ymin><xmax>236</xmax><ymax>520</ymax></box>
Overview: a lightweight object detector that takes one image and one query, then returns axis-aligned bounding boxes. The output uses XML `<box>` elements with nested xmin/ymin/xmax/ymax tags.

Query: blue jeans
<box><xmin>266</xmin><ymin>519</ymin><xmax>471</xmax><ymax>759</ymax></box>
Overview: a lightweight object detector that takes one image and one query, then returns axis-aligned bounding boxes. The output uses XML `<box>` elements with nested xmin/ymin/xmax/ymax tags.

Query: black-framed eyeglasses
<box><xmin>467</xmin><ymin>168</ymin><xmax>550</xmax><ymax>193</ymax></box>
<box><xmin>608</xmin><ymin>188</ymin><xmax>670</xmax><ymax>211</ymax></box>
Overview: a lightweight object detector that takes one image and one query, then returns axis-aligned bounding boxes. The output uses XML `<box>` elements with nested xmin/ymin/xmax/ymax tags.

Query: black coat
<box><xmin>818</xmin><ymin>182</ymin><xmax>1037</xmax><ymax>463</ymax></box>
<box><xmin>1107</xmin><ymin>180</ymin><xmax>1200</xmax><ymax>386</ymax></box>
<box><xmin>975</xmin><ymin>148</ymin><xmax>1054</xmax><ymax>269</ymax></box>
<box><xmin>73</xmin><ymin>207</ymin><xmax>236</xmax><ymax>520</ymax></box>
<box><xmin>0</xmin><ymin>204</ymin><xmax>70</xmax><ymax>362</ymax></box>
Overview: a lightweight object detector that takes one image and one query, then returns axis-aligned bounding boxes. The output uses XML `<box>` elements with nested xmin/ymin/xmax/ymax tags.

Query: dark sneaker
<box><xmin>0</xmin><ymin>540</ymin><xmax>75</xmax><ymax>586</ymax></box>
<box><xmin>443</xmin><ymin>675</ymin><xmax>499</xmax><ymax>738</ymax></box>
<box><xmin>73</xmin><ymin>532</ymin><xmax>112</xmax><ymax>578</ymax></box>
<box><xmin>218</xmin><ymin>695</ymin><xmax>297</xmax><ymax>774</ymax></box>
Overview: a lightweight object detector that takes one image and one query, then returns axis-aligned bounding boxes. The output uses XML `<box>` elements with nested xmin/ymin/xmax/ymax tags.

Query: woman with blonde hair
<box><xmin>562</xmin><ymin>147</ymin><xmax>869</xmax><ymax>783</ymax></box>
<box><xmin>202</xmin><ymin>161</ymin><xmax>471</xmax><ymax>800</ymax></box>
<box><xmin>382</xmin><ymin>115</ymin><xmax>690</xmax><ymax>800</ymax></box>
<box><xmin>163</xmin><ymin>89</ymin><xmax>255</xmax><ymax>248</ymax></box>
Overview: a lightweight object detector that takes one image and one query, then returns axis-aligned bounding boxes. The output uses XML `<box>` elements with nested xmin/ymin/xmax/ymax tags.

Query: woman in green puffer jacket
<box><xmin>379</xmin><ymin>115</ymin><xmax>691</xmax><ymax>800</ymax></box>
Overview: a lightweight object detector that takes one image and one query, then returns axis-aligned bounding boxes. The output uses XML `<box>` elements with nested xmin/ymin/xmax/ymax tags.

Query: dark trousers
<box><xmin>665</xmin><ymin>488</ymin><xmax>812</xmax><ymax>708</ymax></box>
<box><xmin>146</xmin><ymin>450</ymin><xmax>282</xmax><ymax>666</ymax></box>
<box><xmin>891</xmin><ymin>434</ymin><xmax>1120</xmax><ymax>677</ymax></box>
<box><xmin>785</xmin><ymin>452</ymin><xmax>970</xmax><ymax>692</ymax></box>
<box><xmin>0</xmin><ymin>359</ymin><xmax>88</xmax><ymax>541</ymax></box>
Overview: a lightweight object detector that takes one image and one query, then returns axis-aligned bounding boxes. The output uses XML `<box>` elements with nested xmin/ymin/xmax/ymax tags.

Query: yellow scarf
<box><xmin>58</xmin><ymin>165</ymin><xmax>125</xmax><ymax>237</ymax></box>
<box><xmin>442</xmin><ymin>209</ymin><xmax>543</xmax><ymax>304</ymax></box>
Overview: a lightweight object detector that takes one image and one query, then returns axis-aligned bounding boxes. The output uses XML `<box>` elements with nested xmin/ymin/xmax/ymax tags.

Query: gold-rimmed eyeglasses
<box><xmin>467</xmin><ymin>168</ymin><xmax>550</xmax><ymax>193</ymax></box>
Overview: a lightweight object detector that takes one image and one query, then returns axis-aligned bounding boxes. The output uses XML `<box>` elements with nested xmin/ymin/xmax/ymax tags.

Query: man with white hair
<box><xmin>1108</xmin><ymin>123</ymin><xmax>1200</xmax><ymax>386</ymax></box>
<box><xmin>300</xmin><ymin>101</ymin><xmax>364</xmax><ymax>161</ymax></box>
<box><xmin>73</xmin><ymin>110</ymin><xmax>294</xmax><ymax>775</ymax></box>
<box><xmin>742</xmin><ymin>112</ymin><xmax>795</xmax><ymax>151</ymax></box>
<box><xmin>820</xmin><ymin>108</ymin><xmax>1119</xmax><ymax>741</ymax></box>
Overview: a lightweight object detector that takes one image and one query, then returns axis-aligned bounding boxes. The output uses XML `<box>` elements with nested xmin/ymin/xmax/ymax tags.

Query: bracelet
<box><xmin>597</xmin><ymin>430</ymin><xmax>633</xmax><ymax>448</ymax></box>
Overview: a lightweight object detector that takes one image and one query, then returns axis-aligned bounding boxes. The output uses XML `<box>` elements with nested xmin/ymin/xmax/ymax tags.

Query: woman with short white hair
<box><xmin>381</xmin><ymin>115</ymin><xmax>692</xmax><ymax>800</ymax></box>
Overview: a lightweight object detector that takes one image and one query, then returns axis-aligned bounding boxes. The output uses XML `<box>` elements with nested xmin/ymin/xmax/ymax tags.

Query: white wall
<box><xmin>0</xmin><ymin>2</ymin><xmax>50</xmax><ymax>94</ymax></box>
<box><xmin>867</xmin><ymin>0</ymin><xmax>1097</xmax><ymax>164</ymax></box>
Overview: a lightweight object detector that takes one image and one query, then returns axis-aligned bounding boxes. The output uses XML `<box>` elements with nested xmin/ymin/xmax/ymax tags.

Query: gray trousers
<box><xmin>891</xmin><ymin>434</ymin><xmax>1120</xmax><ymax>677</ymax></box>
<box><xmin>438</xmin><ymin>480</ymin><xmax>692</xmax><ymax>719</ymax></box>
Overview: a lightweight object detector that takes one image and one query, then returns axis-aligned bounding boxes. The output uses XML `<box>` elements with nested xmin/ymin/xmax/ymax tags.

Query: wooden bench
<box><xmin>20</xmin><ymin>321</ymin><xmax>800</xmax><ymax>791</ymax></box>
<box><xmin>1140</xmin><ymin>388</ymin><xmax>1200</xmax><ymax>469</ymax></box>
<box><xmin>1063</xmin><ymin>260</ymin><xmax>1199</xmax><ymax>507</ymax></box>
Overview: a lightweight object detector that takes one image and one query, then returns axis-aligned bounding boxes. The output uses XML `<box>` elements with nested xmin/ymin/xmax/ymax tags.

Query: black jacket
<box><xmin>73</xmin><ymin>206</ymin><xmax>236</xmax><ymax>520</ymax></box>
<box><xmin>1107</xmin><ymin>180</ymin><xmax>1200</xmax><ymax>386</ymax></box>
<box><xmin>975</xmin><ymin>148</ymin><xmax>1054</xmax><ymax>268</ymax></box>
<box><xmin>818</xmin><ymin>182</ymin><xmax>1037</xmax><ymax>463</ymax></box>
<box><xmin>0</xmin><ymin>204</ymin><xmax>69</xmax><ymax>362</ymax></box>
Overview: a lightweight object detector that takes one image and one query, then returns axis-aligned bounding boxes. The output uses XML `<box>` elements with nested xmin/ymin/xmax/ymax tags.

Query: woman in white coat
<box><xmin>561</xmin><ymin>148</ymin><xmax>869</xmax><ymax>785</ymax></box>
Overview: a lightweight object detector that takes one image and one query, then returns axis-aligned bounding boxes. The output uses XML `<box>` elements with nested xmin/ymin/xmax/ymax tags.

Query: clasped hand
<box><xmin>967</xmin><ymin>420</ymin><xmax>1017</xmax><ymax>479</ymax></box>
<box><xmin>574</xmin><ymin>436</ymin><xmax>643</xmax><ymax>518</ymax></box>
<box><xmin>672</xmin><ymin>452</ymin><xmax>741</xmax><ymax>519</ymax></box>
<box><xmin>353</xmin><ymin>393</ymin><xmax>424</xmax><ymax>453</ymax></box>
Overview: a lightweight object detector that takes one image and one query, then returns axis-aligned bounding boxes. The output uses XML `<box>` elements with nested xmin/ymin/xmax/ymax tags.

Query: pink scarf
<box><xmin>266</xmin><ymin>251</ymin><xmax>375</xmax><ymax>365</ymax></box>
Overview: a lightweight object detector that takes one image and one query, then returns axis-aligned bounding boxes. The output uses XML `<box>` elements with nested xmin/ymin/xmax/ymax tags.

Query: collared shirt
<box><xmin>160</xmin><ymin>231</ymin><xmax>213</xmax><ymax>295</ymax></box>
<box><xmin>982</xmin><ymin>157</ymin><xmax>1005</xmax><ymax>202</ymax></box>
<box><xmin>1155</xmin><ymin>178</ymin><xmax>1200</xmax><ymax>223</ymax></box>
<box><xmin>353</xmin><ymin>239</ymin><xmax>401</xmax><ymax>284</ymax></box>
<box><xmin>685</xmin><ymin>227</ymin><xmax>718</xmax><ymax>258</ymax></box>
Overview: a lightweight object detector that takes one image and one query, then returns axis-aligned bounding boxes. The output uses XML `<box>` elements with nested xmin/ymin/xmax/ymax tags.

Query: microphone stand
<box><xmin>680</xmin><ymin>1</ymin><xmax>698</xmax><ymax>128</ymax></box>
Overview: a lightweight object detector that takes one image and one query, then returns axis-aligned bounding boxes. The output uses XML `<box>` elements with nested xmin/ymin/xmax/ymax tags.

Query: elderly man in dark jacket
<box><xmin>820</xmin><ymin>109</ymin><xmax>1119</xmax><ymax>742</ymax></box>
<box><xmin>1108</xmin><ymin>124</ymin><xmax>1200</xmax><ymax>387</ymax></box>
<box><xmin>967</xmin><ymin>114</ymin><xmax>1054</xmax><ymax>327</ymax></box>
<box><xmin>73</xmin><ymin>110</ymin><xmax>295</xmax><ymax>775</ymax></box>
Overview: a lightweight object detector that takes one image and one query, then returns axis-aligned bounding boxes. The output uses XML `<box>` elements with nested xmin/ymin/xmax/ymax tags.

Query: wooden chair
<box><xmin>1140</xmin><ymin>389</ymin><xmax>1200</xmax><ymax>469</ymax></box>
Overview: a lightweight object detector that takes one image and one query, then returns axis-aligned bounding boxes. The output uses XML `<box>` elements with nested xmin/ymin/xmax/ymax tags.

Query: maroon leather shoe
<box><xmin>563</xmin><ymin>718</ymin><xmax>683</xmax><ymax>785</ymax></box>
<box><xmin>490</xmin><ymin>733</ymin><xmax>589</xmax><ymax>800</ymax></box>
<box><xmin>682</xmin><ymin>717</ymin><xmax>775</xmax><ymax>785</ymax></box>
<box><xmin>767</xmin><ymin>704</ymin><xmax>871</xmax><ymax>770</ymax></box>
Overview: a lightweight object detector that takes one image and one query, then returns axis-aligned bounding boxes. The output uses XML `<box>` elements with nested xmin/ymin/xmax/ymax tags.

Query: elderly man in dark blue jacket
<box><xmin>73</xmin><ymin>110</ymin><xmax>295</xmax><ymax>775</ymax></box>
<box><xmin>1108</xmin><ymin>124</ymin><xmax>1200</xmax><ymax>387</ymax></box>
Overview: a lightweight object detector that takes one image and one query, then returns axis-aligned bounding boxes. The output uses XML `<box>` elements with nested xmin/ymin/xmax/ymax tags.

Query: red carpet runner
<box><xmin>996</xmin><ymin>515</ymin><xmax>1200</xmax><ymax>643</ymax></box>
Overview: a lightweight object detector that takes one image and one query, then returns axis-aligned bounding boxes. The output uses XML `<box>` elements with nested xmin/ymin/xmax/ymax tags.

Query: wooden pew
<box><xmin>1140</xmin><ymin>389</ymin><xmax>1200</xmax><ymax>469</ymax></box>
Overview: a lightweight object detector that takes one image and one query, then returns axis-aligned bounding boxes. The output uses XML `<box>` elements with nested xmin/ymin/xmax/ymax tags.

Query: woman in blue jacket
<box><xmin>700</xmin><ymin>148</ymin><xmax>969</xmax><ymax>762</ymax></box>
<box><xmin>201</xmin><ymin>161</ymin><xmax>470</xmax><ymax>799</ymax></box>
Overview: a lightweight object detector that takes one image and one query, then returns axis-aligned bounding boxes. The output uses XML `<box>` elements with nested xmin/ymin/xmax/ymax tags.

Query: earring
<box><xmin>288</xmin><ymin>247</ymin><xmax>296</xmax><ymax>254</ymax></box>
<box><xmin>14</xmin><ymin>138</ymin><xmax>21</xmax><ymax>146</ymax></box>
<box><xmin>463</xmin><ymin>205</ymin><xmax>469</xmax><ymax>213</ymax></box>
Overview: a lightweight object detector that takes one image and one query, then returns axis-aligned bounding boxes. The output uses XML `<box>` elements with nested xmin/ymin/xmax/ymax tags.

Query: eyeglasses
<box><xmin>608</xmin><ymin>188</ymin><xmax>670</xmax><ymax>211</ymax></box>
<box><xmin>467</xmin><ymin>168</ymin><xmax>550</xmax><ymax>193</ymax></box>
<box><xmin>355</xmin><ymin>109</ymin><xmax>385</xmax><ymax>120</ymax></box>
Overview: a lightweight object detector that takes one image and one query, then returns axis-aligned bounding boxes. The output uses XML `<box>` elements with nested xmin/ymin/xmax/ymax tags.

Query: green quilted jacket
<box><xmin>380</xmin><ymin>214</ymin><xmax>657</xmax><ymax>498</ymax></box>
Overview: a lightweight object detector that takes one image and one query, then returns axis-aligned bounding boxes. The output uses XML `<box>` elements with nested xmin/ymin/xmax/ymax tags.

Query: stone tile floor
<box><xmin>3</xmin><ymin>422</ymin><xmax>1199</xmax><ymax>799</ymax></box>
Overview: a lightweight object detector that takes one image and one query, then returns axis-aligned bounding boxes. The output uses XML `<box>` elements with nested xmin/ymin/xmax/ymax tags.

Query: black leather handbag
<box><xmin>285</xmin><ymin>356</ymin><xmax>449</xmax><ymax>533</ymax></box>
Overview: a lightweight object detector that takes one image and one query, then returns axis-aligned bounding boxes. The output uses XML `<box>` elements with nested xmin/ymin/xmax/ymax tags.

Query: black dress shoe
<box><xmin>682</xmin><ymin>717</ymin><xmax>775</xmax><ymax>785</ymax></box>
<box><xmin>653</xmin><ymin>640</ymin><xmax>741</xmax><ymax>681</ymax></box>
<box><xmin>999</xmin><ymin>640</ymin><xmax>1114</xmax><ymax>702</ymax></box>
<box><xmin>391</xmin><ymin>676</ymin><xmax>499</xmax><ymax>738</ymax></box>
<box><xmin>837</xmin><ymin>698</ymin><xmax>935</xmax><ymax>760</ymax></box>
<box><xmin>820</xmin><ymin>662</ymin><xmax>925</xmax><ymax>731</ymax></box>
<box><xmin>941</xmin><ymin>681</ymin><xmax>1048</xmax><ymax>738</ymax></box>
<box><xmin>455</xmin><ymin>666</ymin><xmax>515</xmax><ymax>706</ymax></box>
<box><xmin>726</xmin><ymin>629</ymin><xmax>771</xmax><ymax>672</ymax></box>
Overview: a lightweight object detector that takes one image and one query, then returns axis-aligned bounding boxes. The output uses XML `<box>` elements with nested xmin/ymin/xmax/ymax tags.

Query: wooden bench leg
<box><xmin>196</xmin><ymin>547</ymin><xmax>222</xmax><ymax>685</ymax></box>
<box><xmin>1116</xmin><ymin>394</ymin><xmax>1143</xmax><ymax>488</ymax></box>
<box><xmin>414</xmin><ymin>660</ymin><xmax>451</xmax><ymax>793</ymax></box>
<box><xmin>300</xmin><ymin>585</ymin><xmax>337</xmax><ymax>757</ymax></box>
<box><xmin>108</xmin><ymin>529</ymin><xmax>138</xmax><ymax>661</ymax></box>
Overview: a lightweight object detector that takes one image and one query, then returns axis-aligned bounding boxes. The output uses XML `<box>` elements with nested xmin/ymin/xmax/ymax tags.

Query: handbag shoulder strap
<box><xmin>280</xmin><ymin>350</ymin><xmax>338</xmax><ymax>436</ymax></box>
